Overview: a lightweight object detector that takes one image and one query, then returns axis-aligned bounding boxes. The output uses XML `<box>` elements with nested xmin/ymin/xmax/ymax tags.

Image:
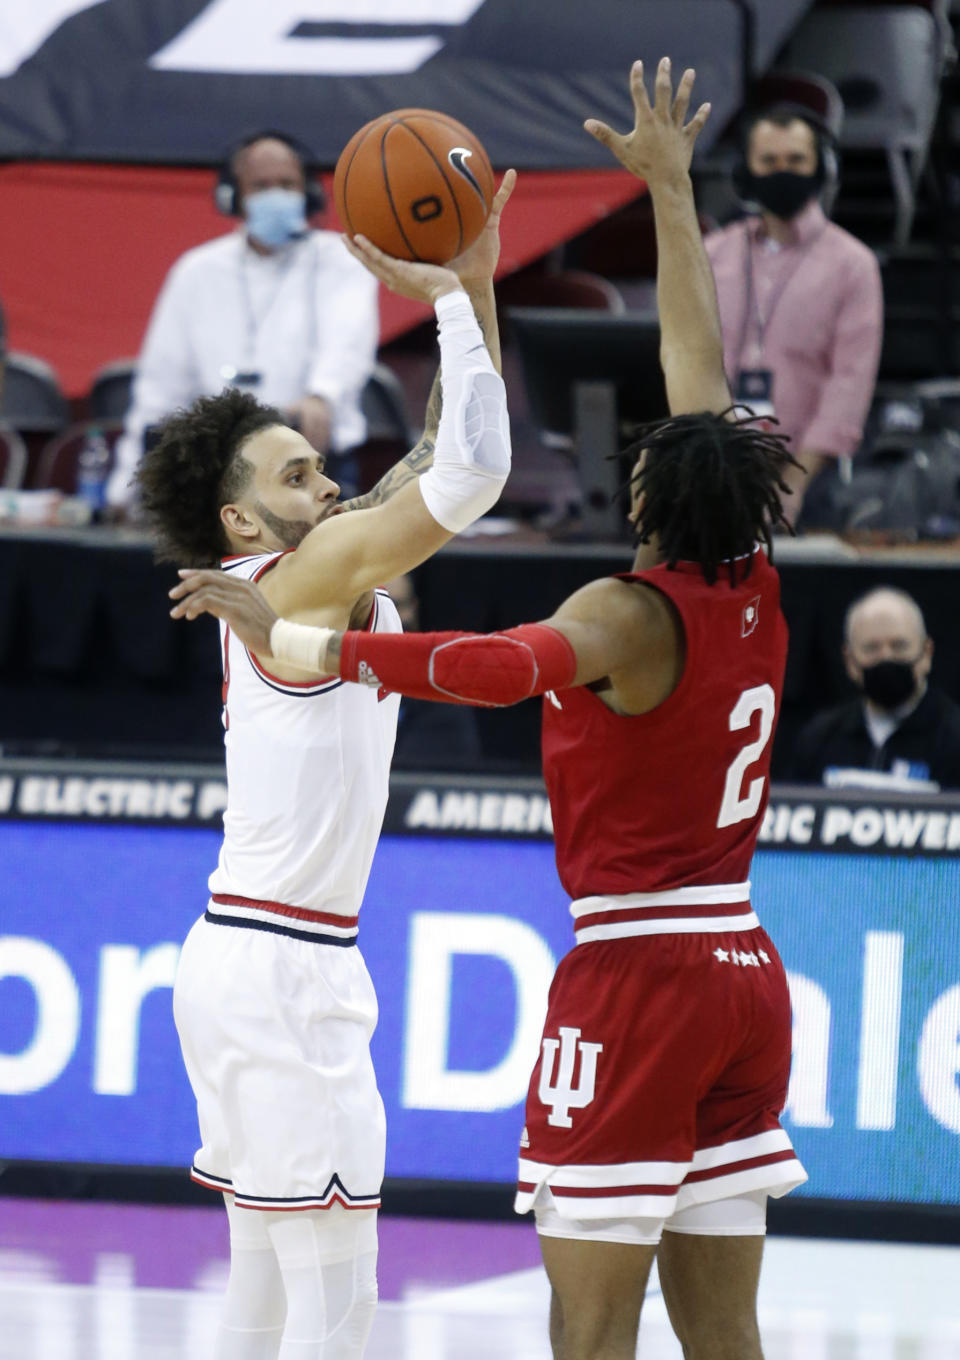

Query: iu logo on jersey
<box><xmin>538</xmin><ymin>1026</ymin><xmax>603</xmax><ymax>1128</ymax></box>
<box><xmin>741</xmin><ymin>595</ymin><xmax>761</xmax><ymax>637</ymax></box>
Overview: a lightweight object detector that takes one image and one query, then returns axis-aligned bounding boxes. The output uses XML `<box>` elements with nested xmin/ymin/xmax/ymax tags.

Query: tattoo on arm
<box><xmin>342</xmin><ymin>437</ymin><xmax>436</xmax><ymax>511</ymax></box>
<box><xmin>340</xmin><ymin>368</ymin><xmax>443</xmax><ymax>512</ymax></box>
<box><xmin>422</xmin><ymin>366</ymin><xmax>444</xmax><ymax>439</ymax></box>
<box><xmin>466</xmin><ymin>281</ymin><xmax>501</xmax><ymax>374</ymax></box>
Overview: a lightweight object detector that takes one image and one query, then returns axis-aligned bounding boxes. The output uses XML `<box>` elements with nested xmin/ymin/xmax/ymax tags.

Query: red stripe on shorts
<box><xmin>544</xmin><ymin>1182</ymin><xmax>682</xmax><ymax>1200</ymax></box>
<box><xmin>210</xmin><ymin>893</ymin><xmax>358</xmax><ymax>929</ymax></box>
<box><xmin>683</xmin><ymin>1149</ymin><xmax>798</xmax><ymax>1185</ymax></box>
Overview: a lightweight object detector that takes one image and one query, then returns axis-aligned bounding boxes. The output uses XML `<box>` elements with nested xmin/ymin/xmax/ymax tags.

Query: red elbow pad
<box><xmin>341</xmin><ymin>623</ymin><xmax>577</xmax><ymax>707</ymax></box>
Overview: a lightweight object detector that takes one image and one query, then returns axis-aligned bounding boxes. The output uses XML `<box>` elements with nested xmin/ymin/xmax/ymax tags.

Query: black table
<box><xmin>3</xmin><ymin>526</ymin><xmax>958</xmax><ymax>777</ymax></box>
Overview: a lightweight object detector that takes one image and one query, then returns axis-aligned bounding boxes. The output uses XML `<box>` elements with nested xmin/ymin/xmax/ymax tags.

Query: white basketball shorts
<box><xmin>173</xmin><ymin>908</ymin><xmax>385</xmax><ymax>1211</ymax></box>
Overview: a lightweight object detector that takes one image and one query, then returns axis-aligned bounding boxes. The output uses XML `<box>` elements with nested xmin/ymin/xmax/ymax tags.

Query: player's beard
<box><xmin>253</xmin><ymin>498</ymin><xmax>316</xmax><ymax>549</ymax></box>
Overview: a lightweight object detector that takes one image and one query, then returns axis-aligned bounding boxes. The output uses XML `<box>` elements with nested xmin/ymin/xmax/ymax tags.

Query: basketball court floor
<box><xmin>2</xmin><ymin>1196</ymin><xmax>959</xmax><ymax>1358</ymax></box>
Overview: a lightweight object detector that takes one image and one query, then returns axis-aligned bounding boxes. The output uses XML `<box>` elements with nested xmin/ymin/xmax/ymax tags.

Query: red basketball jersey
<box><xmin>542</xmin><ymin>549</ymin><xmax>787</xmax><ymax>900</ymax></box>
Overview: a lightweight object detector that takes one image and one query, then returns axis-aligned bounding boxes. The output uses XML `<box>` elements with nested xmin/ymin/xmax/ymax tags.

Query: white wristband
<box><xmin>433</xmin><ymin>288</ymin><xmax>471</xmax><ymax>325</ymax></box>
<box><xmin>269</xmin><ymin>618</ymin><xmax>335</xmax><ymax>674</ymax></box>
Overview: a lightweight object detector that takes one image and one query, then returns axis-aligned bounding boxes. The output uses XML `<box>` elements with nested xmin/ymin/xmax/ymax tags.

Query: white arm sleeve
<box><xmin>418</xmin><ymin>290</ymin><xmax>511</xmax><ymax>533</ymax></box>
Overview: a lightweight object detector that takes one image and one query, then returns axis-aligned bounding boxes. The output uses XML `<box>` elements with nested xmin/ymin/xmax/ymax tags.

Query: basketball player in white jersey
<box><xmin>139</xmin><ymin>172</ymin><xmax>516</xmax><ymax>1360</ymax></box>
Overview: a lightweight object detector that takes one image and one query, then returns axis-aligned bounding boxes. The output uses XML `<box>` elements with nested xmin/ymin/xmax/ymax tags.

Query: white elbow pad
<box><xmin>420</xmin><ymin>368</ymin><xmax>511</xmax><ymax>532</ymax></box>
<box><xmin>419</xmin><ymin>291</ymin><xmax>512</xmax><ymax>533</ymax></box>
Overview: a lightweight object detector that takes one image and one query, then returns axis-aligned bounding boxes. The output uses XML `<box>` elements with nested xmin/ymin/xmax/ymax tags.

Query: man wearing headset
<box><xmin>106</xmin><ymin>131</ymin><xmax>378</xmax><ymax>513</ymax></box>
<box><xmin>705</xmin><ymin>105</ymin><xmax>883</xmax><ymax>526</ymax></box>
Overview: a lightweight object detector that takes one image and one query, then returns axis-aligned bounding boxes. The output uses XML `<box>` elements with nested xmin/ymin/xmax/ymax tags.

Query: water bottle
<box><xmin>76</xmin><ymin>425</ymin><xmax>111</xmax><ymax>520</ymax></box>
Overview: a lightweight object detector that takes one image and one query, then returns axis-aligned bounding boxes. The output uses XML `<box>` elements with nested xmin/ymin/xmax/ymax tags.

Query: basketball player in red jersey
<box><xmin>171</xmin><ymin>62</ymin><xmax>806</xmax><ymax>1360</ymax></box>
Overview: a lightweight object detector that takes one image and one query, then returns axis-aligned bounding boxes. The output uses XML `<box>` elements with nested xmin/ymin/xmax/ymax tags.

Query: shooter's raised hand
<box><xmin>449</xmin><ymin>168</ymin><xmax>517</xmax><ymax>289</ymax></box>
<box><xmin>342</xmin><ymin>233</ymin><xmax>461</xmax><ymax>306</ymax></box>
<box><xmin>585</xmin><ymin>58</ymin><xmax>710</xmax><ymax>186</ymax></box>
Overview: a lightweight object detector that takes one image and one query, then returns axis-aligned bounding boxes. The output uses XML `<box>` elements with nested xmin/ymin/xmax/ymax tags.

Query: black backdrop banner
<box><xmin>0</xmin><ymin>0</ymin><xmax>744</xmax><ymax>167</ymax></box>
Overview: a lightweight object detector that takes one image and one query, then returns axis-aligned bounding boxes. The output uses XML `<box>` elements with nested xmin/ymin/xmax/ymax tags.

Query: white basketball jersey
<box><xmin>208</xmin><ymin>552</ymin><xmax>401</xmax><ymax>923</ymax></box>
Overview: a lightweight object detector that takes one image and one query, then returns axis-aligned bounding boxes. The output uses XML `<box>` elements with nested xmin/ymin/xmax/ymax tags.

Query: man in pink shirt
<box><xmin>705</xmin><ymin>107</ymin><xmax>883</xmax><ymax>525</ymax></box>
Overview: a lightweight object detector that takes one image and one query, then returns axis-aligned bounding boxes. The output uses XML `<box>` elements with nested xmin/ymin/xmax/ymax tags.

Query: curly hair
<box><xmin>626</xmin><ymin>409</ymin><xmax>800</xmax><ymax>585</ymax></box>
<box><xmin>136</xmin><ymin>388</ymin><xmax>285</xmax><ymax>565</ymax></box>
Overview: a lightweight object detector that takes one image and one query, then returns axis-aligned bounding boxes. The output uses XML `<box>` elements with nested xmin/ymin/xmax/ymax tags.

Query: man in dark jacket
<box><xmin>791</xmin><ymin>586</ymin><xmax>960</xmax><ymax>790</ymax></box>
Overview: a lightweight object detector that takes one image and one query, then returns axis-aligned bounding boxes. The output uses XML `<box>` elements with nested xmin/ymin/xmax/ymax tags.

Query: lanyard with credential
<box><xmin>737</xmin><ymin>221</ymin><xmax>828</xmax><ymax>364</ymax></box>
<box><xmin>237</xmin><ymin>237</ymin><xmax>320</xmax><ymax>374</ymax></box>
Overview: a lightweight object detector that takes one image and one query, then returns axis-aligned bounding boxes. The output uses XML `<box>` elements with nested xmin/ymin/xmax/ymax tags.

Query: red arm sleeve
<box><xmin>339</xmin><ymin>623</ymin><xmax>578</xmax><ymax>707</ymax></box>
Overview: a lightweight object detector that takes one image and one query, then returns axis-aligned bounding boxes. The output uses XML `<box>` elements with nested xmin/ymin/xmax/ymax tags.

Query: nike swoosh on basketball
<box><xmin>448</xmin><ymin>147</ymin><xmax>484</xmax><ymax>199</ymax></box>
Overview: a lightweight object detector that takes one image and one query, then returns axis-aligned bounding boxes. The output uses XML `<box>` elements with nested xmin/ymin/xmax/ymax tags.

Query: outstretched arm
<box><xmin>253</xmin><ymin>176</ymin><xmax>519</xmax><ymax>620</ymax></box>
<box><xmin>170</xmin><ymin>573</ymin><xmax>663</xmax><ymax>706</ymax></box>
<box><xmin>170</xmin><ymin>567</ymin><xmax>580</xmax><ymax>698</ymax></box>
<box><xmin>586</xmin><ymin>60</ymin><xmax>729</xmax><ymax>416</ymax></box>
<box><xmin>339</xmin><ymin>169</ymin><xmax>515</xmax><ymax>513</ymax></box>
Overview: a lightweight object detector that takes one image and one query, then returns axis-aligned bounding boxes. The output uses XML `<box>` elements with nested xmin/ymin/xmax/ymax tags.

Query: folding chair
<box><xmin>784</xmin><ymin>5</ymin><xmax>946</xmax><ymax>244</ymax></box>
<box><xmin>88</xmin><ymin>359</ymin><xmax>137</xmax><ymax>423</ymax></box>
<box><xmin>0</xmin><ymin>422</ymin><xmax>28</xmax><ymax>489</ymax></box>
<box><xmin>0</xmin><ymin>352</ymin><xmax>71</xmax><ymax>433</ymax></box>
<box><xmin>33</xmin><ymin>421</ymin><xmax>122</xmax><ymax>495</ymax></box>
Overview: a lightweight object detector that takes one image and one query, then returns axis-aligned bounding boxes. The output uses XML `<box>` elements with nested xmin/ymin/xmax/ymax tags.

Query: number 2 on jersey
<box><xmin>716</xmin><ymin>683</ymin><xmax>776</xmax><ymax>828</ymax></box>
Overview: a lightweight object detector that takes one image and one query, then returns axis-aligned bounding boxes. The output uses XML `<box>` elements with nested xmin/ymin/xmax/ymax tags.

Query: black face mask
<box><xmin>859</xmin><ymin>659</ymin><xmax>919</xmax><ymax>710</ymax></box>
<box><xmin>738</xmin><ymin>170</ymin><xmax>819</xmax><ymax>221</ymax></box>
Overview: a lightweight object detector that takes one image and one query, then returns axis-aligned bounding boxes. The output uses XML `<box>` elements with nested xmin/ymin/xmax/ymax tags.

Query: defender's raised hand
<box><xmin>585</xmin><ymin>58</ymin><xmax>710</xmax><ymax>185</ymax></box>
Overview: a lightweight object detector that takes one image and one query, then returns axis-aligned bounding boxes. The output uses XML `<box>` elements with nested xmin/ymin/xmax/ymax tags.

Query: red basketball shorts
<box><xmin>515</xmin><ymin>921</ymin><xmax>806</xmax><ymax>1220</ymax></box>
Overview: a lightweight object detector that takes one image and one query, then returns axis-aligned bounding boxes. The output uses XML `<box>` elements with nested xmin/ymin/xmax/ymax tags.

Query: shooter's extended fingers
<box><xmin>491</xmin><ymin>167</ymin><xmax>518</xmax><ymax>216</ymax></box>
<box><xmin>341</xmin><ymin>233</ymin><xmax>402</xmax><ymax>285</ymax></box>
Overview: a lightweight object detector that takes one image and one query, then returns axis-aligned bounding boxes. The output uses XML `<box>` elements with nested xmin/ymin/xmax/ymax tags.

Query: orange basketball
<box><xmin>334</xmin><ymin>108</ymin><xmax>494</xmax><ymax>264</ymax></box>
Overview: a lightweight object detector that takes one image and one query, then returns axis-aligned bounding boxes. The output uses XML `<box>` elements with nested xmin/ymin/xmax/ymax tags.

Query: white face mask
<box><xmin>244</xmin><ymin>188</ymin><xmax>308</xmax><ymax>248</ymax></box>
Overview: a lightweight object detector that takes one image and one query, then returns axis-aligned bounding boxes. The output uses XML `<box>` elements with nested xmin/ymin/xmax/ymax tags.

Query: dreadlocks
<box><xmin>136</xmin><ymin>388</ymin><xmax>285</xmax><ymax>566</ymax></box>
<box><xmin>626</xmin><ymin>409</ymin><xmax>800</xmax><ymax>585</ymax></box>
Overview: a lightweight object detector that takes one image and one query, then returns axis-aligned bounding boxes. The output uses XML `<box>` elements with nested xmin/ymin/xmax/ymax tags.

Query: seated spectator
<box><xmin>704</xmin><ymin>105</ymin><xmax>883</xmax><ymax>526</ymax></box>
<box><xmin>790</xmin><ymin>587</ymin><xmax>960</xmax><ymax>790</ymax></box>
<box><xmin>386</xmin><ymin>574</ymin><xmax>482</xmax><ymax>771</ymax></box>
<box><xmin>106</xmin><ymin>130</ymin><xmax>378</xmax><ymax>513</ymax></box>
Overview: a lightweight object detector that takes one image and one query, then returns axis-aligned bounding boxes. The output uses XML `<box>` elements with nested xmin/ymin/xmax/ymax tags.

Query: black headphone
<box><xmin>215</xmin><ymin>129</ymin><xmax>327</xmax><ymax>218</ymax></box>
<box><xmin>732</xmin><ymin>103</ymin><xmax>840</xmax><ymax>201</ymax></box>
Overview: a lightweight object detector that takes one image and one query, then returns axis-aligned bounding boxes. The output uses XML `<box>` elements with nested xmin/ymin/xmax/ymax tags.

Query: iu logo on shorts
<box><xmin>538</xmin><ymin>1026</ymin><xmax>603</xmax><ymax>1128</ymax></box>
